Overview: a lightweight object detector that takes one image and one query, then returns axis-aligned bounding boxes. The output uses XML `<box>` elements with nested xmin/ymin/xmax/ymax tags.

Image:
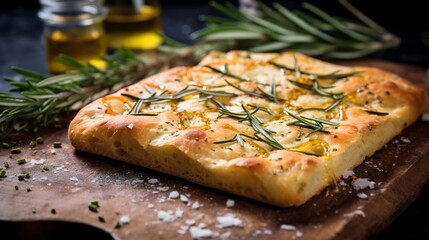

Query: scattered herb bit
<box><xmin>0</xmin><ymin>168</ymin><xmax>6</xmax><ymax>178</ymax></box>
<box><xmin>27</xmin><ymin>187</ymin><xmax>32</xmax><ymax>192</ymax></box>
<box><xmin>115</xmin><ymin>221</ymin><xmax>122</xmax><ymax>229</ymax></box>
<box><xmin>10</xmin><ymin>147</ymin><xmax>22</xmax><ymax>154</ymax></box>
<box><xmin>51</xmin><ymin>209</ymin><xmax>56</xmax><ymax>214</ymax></box>
<box><xmin>36</xmin><ymin>137</ymin><xmax>44</xmax><ymax>144</ymax></box>
<box><xmin>88</xmin><ymin>200</ymin><xmax>100</xmax><ymax>213</ymax></box>
<box><xmin>17</xmin><ymin>158</ymin><xmax>27</xmax><ymax>165</ymax></box>
<box><xmin>53</xmin><ymin>123</ymin><xmax>62</xmax><ymax>129</ymax></box>
<box><xmin>98</xmin><ymin>216</ymin><xmax>105</xmax><ymax>223</ymax></box>
<box><xmin>29</xmin><ymin>140</ymin><xmax>37</xmax><ymax>148</ymax></box>
<box><xmin>18</xmin><ymin>173</ymin><xmax>30</xmax><ymax>181</ymax></box>
<box><xmin>2</xmin><ymin>142</ymin><xmax>10</xmax><ymax>149</ymax></box>
<box><xmin>15</xmin><ymin>185</ymin><xmax>19</xmax><ymax>190</ymax></box>
<box><xmin>53</xmin><ymin>142</ymin><xmax>62</xmax><ymax>148</ymax></box>
<box><xmin>33</xmin><ymin>127</ymin><xmax>39</xmax><ymax>133</ymax></box>
<box><xmin>4</xmin><ymin>161</ymin><xmax>9</xmax><ymax>168</ymax></box>
<box><xmin>32</xmin><ymin>209</ymin><xmax>37</xmax><ymax>214</ymax></box>
<box><xmin>43</xmin><ymin>165</ymin><xmax>49</xmax><ymax>171</ymax></box>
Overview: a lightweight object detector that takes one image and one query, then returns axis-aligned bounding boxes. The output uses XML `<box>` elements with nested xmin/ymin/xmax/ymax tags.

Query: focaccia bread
<box><xmin>69</xmin><ymin>51</ymin><xmax>427</xmax><ymax>207</ymax></box>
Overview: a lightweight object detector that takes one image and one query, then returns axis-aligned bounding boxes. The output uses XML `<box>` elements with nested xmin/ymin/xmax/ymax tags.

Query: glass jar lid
<box><xmin>38</xmin><ymin>0</ymin><xmax>108</xmax><ymax>26</ymax></box>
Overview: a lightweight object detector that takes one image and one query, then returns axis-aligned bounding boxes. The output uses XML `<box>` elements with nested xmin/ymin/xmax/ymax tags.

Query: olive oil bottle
<box><xmin>104</xmin><ymin>0</ymin><xmax>162</xmax><ymax>50</ymax></box>
<box><xmin>39</xmin><ymin>0</ymin><xmax>107</xmax><ymax>74</ymax></box>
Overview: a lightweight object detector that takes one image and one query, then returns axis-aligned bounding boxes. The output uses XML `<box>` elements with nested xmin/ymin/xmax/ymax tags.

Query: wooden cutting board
<box><xmin>0</xmin><ymin>60</ymin><xmax>428</xmax><ymax>240</ymax></box>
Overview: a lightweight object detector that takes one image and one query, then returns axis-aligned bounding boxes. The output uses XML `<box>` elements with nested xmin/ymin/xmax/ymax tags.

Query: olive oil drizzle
<box><xmin>121</xmin><ymin>58</ymin><xmax>366</xmax><ymax>156</ymax></box>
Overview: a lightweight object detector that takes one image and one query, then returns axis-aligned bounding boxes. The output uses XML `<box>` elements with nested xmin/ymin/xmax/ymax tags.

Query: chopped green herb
<box><xmin>2</xmin><ymin>142</ymin><xmax>10</xmax><ymax>149</ymax></box>
<box><xmin>17</xmin><ymin>158</ymin><xmax>27</xmax><ymax>165</ymax></box>
<box><xmin>0</xmin><ymin>168</ymin><xmax>6</xmax><ymax>178</ymax></box>
<box><xmin>32</xmin><ymin>209</ymin><xmax>37</xmax><ymax>214</ymax></box>
<box><xmin>53</xmin><ymin>142</ymin><xmax>62</xmax><ymax>148</ymax></box>
<box><xmin>98</xmin><ymin>216</ymin><xmax>105</xmax><ymax>223</ymax></box>
<box><xmin>3</xmin><ymin>161</ymin><xmax>9</xmax><ymax>168</ymax></box>
<box><xmin>51</xmin><ymin>209</ymin><xmax>56</xmax><ymax>214</ymax></box>
<box><xmin>43</xmin><ymin>165</ymin><xmax>49</xmax><ymax>171</ymax></box>
<box><xmin>115</xmin><ymin>221</ymin><xmax>122</xmax><ymax>229</ymax></box>
<box><xmin>36</xmin><ymin>137</ymin><xmax>44</xmax><ymax>144</ymax></box>
<box><xmin>88</xmin><ymin>200</ymin><xmax>100</xmax><ymax>212</ymax></box>
<box><xmin>27</xmin><ymin>187</ymin><xmax>32</xmax><ymax>192</ymax></box>
<box><xmin>53</xmin><ymin>124</ymin><xmax>62</xmax><ymax>129</ymax></box>
<box><xmin>29</xmin><ymin>140</ymin><xmax>37</xmax><ymax>148</ymax></box>
<box><xmin>15</xmin><ymin>185</ymin><xmax>19</xmax><ymax>190</ymax></box>
<box><xmin>33</xmin><ymin>127</ymin><xmax>39</xmax><ymax>133</ymax></box>
<box><xmin>10</xmin><ymin>147</ymin><xmax>22</xmax><ymax>154</ymax></box>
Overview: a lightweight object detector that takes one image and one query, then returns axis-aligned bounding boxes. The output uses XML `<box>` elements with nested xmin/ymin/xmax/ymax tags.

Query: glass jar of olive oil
<box><xmin>104</xmin><ymin>0</ymin><xmax>162</xmax><ymax>50</ymax></box>
<box><xmin>38</xmin><ymin>0</ymin><xmax>108</xmax><ymax>74</ymax></box>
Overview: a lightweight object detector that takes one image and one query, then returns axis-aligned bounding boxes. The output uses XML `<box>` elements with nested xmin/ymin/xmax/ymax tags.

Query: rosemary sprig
<box><xmin>204</xmin><ymin>65</ymin><xmax>249</xmax><ymax>82</ymax></box>
<box><xmin>225</xmin><ymin>80</ymin><xmax>283</xmax><ymax>102</ymax></box>
<box><xmin>268</xmin><ymin>60</ymin><xmax>362</xmax><ymax>80</ymax></box>
<box><xmin>364</xmin><ymin>109</ymin><xmax>389</xmax><ymax>116</ymax></box>
<box><xmin>193</xmin><ymin>1</ymin><xmax>399</xmax><ymax>59</ymax></box>
<box><xmin>285</xmin><ymin>110</ymin><xmax>338</xmax><ymax>136</ymax></box>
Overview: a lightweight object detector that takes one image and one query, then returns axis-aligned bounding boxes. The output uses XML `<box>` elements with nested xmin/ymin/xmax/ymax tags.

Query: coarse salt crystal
<box><xmin>169</xmin><ymin>191</ymin><xmax>179</xmax><ymax>199</ymax></box>
<box><xmin>280</xmin><ymin>224</ymin><xmax>296</xmax><ymax>231</ymax></box>
<box><xmin>352</xmin><ymin>178</ymin><xmax>375</xmax><ymax>190</ymax></box>
<box><xmin>127</xmin><ymin>123</ymin><xmax>134</xmax><ymax>129</ymax></box>
<box><xmin>344</xmin><ymin>210</ymin><xmax>366</xmax><ymax>218</ymax></box>
<box><xmin>191</xmin><ymin>201</ymin><xmax>200</xmax><ymax>209</ymax></box>
<box><xmin>216</xmin><ymin>214</ymin><xmax>243</xmax><ymax>228</ymax></box>
<box><xmin>30</xmin><ymin>159</ymin><xmax>45</xmax><ymax>165</ymax></box>
<box><xmin>119</xmin><ymin>215</ymin><xmax>130</xmax><ymax>225</ymax></box>
<box><xmin>175</xmin><ymin>209</ymin><xmax>184</xmax><ymax>218</ymax></box>
<box><xmin>148</xmin><ymin>178</ymin><xmax>158</xmax><ymax>184</ymax></box>
<box><xmin>422</xmin><ymin>113</ymin><xmax>429</xmax><ymax>122</ymax></box>
<box><xmin>180</xmin><ymin>194</ymin><xmax>189</xmax><ymax>203</ymax></box>
<box><xmin>147</xmin><ymin>204</ymin><xmax>154</xmax><ymax>208</ymax></box>
<box><xmin>69</xmin><ymin>176</ymin><xmax>79</xmax><ymax>182</ymax></box>
<box><xmin>226</xmin><ymin>199</ymin><xmax>235</xmax><ymax>208</ymax></box>
<box><xmin>357</xmin><ymin>192</ymin><xmax>368</xmax><ymax>199</ymax></box>
<box><xmin>131</xmin><ymin>179</ymin><xmax>144</xmax><ymax>185</ymax></box>
<box><xmin>186</xmin><ymin>219</ymin><xmax>196</xmax><ymax>225</ymax></box>
<box><xmin>400</xmin><ymin>137</ymin><xmax>411</xmax><ymax>143</ymax></box>
<box><xmin>157</xmin><ymin>186</ymin><xmax>169</xmax><ymax>192</ymax></box>
<box><xmin>342</xmin><ymin>170</ymin><xmax>354</xmax><ymax>179</ymax></box>
<box><xmin>189</xmin><ymin>226</ymin><xmax>213</xmax><ymax>239</ymax></box>
<box><xmin>296</xmin><ymin>231</ymin><xmax>303</xmax><ymax>238</ymax></box>
<box><xmin>158</xmin><ymin>210</ymin><xmax>174</xmax><ymax>222</ymax></box>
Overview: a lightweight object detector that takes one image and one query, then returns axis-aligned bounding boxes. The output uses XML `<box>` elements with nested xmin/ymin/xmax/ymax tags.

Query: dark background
<box><xmin>1</xmin><ymin>0</ymin><xmax>428</xmax><ymax>239</ymax></box>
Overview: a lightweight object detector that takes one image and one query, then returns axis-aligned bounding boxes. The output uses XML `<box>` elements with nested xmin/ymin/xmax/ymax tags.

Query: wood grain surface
<box><xmin>0</xmin><ymin>60</ymin><xmax>428</xmax><ymax>240</ymax></box>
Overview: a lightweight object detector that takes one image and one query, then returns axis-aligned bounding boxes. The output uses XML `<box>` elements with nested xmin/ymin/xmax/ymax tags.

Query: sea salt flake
<box><xmin>30</xmin><ymin>159</ymin><xmax>45</xmax><ymax>165</ymax></box>
<box><xmin>131</xmin><ymin>179</ymin><xmax>144</xmax><ymax>185</ymax></box>
<box><xmin>158</xmin><ymin>210</ymin><xmax>174</xmax><ymax>222</ymax></box>
<box><xmin>175</xmin><ymin>209</ymin><xmax>184</xmax><ymax>218</ymax></box>
<box><xmin>189</xmin><ymin>226</ymin><xmax>213</xmax><ymax>239</ymax></box>
<box><xmin>147</xmin><ymin>204</ymin><xmax>154</xmax><ymax>208</ymax></box>
<box><xmin>186</xmin><ymin>219</ymin><xmax>196</xmax><ymax>225</ymax></box>
<box><xmin>226</xmin><ymin>199</ymin><xmax>235</xmax><ymax>207</ymax></box>
<box><xmin>191</xmin><ymin>201</ymin><xmax>200</xmax><ymax>209</ymax></box>
<box><xmin>400</xmin><ymin>137</ymin><xmax>411</xmax><ymax>143</ymax></box>
<box><xmin>342</xmin><ymin>170</ymin><xmax>354</xmax><ymax>179</ymax></box>
<box><xmin>69</xmin><ymin>176</ymin><xmax>79</xmax><ymax>182</ymax></box>
<box><xmin>148</xmin><ymin>178</ymin><xmax>158</xmax><ymax>184</ymax></box>
<box><xmin>169</xmin><ymin>191</ymin><xmax>179</xmax><ymax>199</ymax></box>
<box><xmin>344</xmin><ymin>210</ymin><xmax>366</xmax><ymax>218</ymax></box>
<box><xmin>352</xmin><ymin>178</ymin><xmax>375</xmax><ymax>190</ymax></box>
<box><xmin>119</xmin><ymin>215</ymin><xmax>130</xmax><ymax>225</ymax></box>
<box><xmin>296</xmin><ymin>231</ymin><xmax>303</xmax><ymax>238</ymax></box>
<box><xmin>422</xmin><ymin>112</ymin><xmax>429</xmax><ymax>121</ymax></box>
<box><xmin>357</xmin><ymin>192</ymin><xmax>368</xmax><ymax>199</ymax></box>
<box><xmin>180</xmin><ymin>194</ymin><xmax>189</xmax><ymax>203</ymax></box>
<box><xmin>216</xmin><ymin>214</ymin><xmax>243</xmax><ymax>228</ymax></box>
<box><xmin>280</xmin><ymin>224</ymin><xmax>296</xmax><ymax>231</ymax></box>
<box><xmin>127</xmin><ymin>123</ymin><xmax>134</xmax><ymax>129</ymax></box>
<box><xmin>157</xmin><ymin>186</ymin><xmax>169</xmax><ymax>192</ymax></box>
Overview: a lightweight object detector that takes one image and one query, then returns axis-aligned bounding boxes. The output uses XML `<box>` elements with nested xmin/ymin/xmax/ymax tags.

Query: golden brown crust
<box><xmin>69</xmin><ymin>51</ymin><xmax>427</xmax><ymax>207</ymax></box>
